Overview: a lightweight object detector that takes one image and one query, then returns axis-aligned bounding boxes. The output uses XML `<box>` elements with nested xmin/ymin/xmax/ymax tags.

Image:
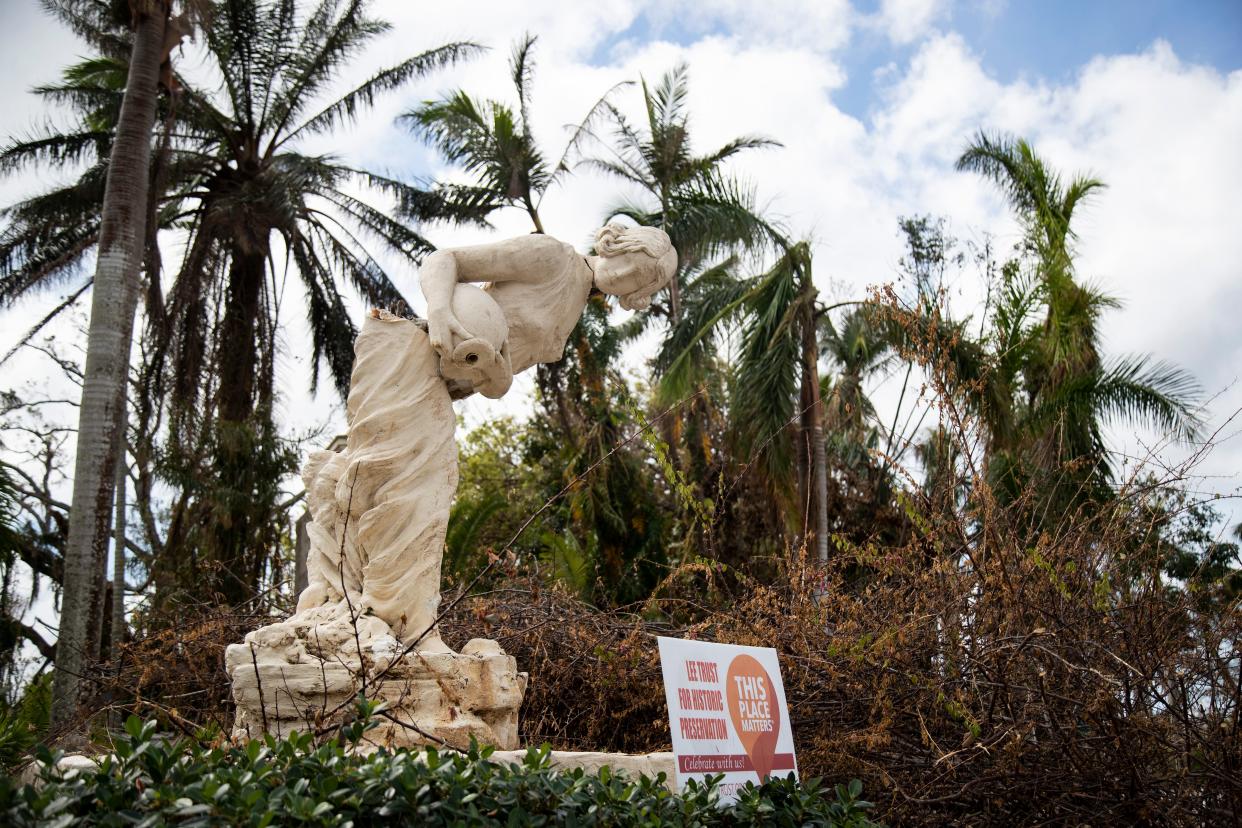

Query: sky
<box><xmin>1</xmin><ymin>0</ymin><xmax>1241</xmax><ymax>640</ymax></box>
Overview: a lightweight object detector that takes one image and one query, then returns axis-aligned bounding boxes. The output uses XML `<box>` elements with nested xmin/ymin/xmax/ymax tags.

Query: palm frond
<box><xmin>345</xmin><ymin>167</ymin><xmax>493</xmax><ymax>226</ymax></box>
<box><xmin>540</xmin><ymin>80</ymin><xmax>634</xmax><ymax>204</ymax></box>
<box><xmin>0</xmin><ymin>164</ymin><xmax>106</xmax><ymax>303</ymax></box>
<box><xmin>697</xmin><ymin>134</ymin><xmax>782</xmax><ymax>168</ymax></box>
<box><xmin>404</xmin><ymin>80</ymin><xmax>548</xmax><ymax>210</ymax></box>
<box><xmin>957</xmin><ymin>130</ymin><xmax>1044</xmax><ymax>218</ymax></box>
<box><xmin>510</xmin><ymin>33</ymin><xmax>537</xmax><ymax>131</ymax></box>
<box><xmin>264</xmin><ymin>0</ymin><xmax>388</xmax><ymax>142</ymax></box>
<box><xmin>0</xmin><ymin>130</ymin><xmax>109</xmax><ymax>173</ymax></box>
<box><xmin>39</xmin><ymin>0</ymin><xmax>130</xmax><ymax>58</ymax></box>
<box><xmin>577</xmin><ymin>156</ymin><xmax>650</xmax><ymax>189</ymax></box>
<box><xmin>403</xmin><ymin>91</ymin><xmax>496</xmax><ymax>171</ymax></box>
<box><xmin>664</xmin><ymin>172</ymin><xmax>783</xmax><ymax>264</ymax></box>
<box><xmin>316</xmin><ymin>188</ymin><xmax>437</xmax><ymax>262</ymax></box>
<box><xmin>290</xmin><ymin>232</ymin><xmax>356</xmax><ymax>398</ymax></box>
<box><xmin>649</xmin><ymin>63</ymin><xmax>691</xmax><ymax>134</ymax></box>
<box><xmin>30</xmin><ymin>55</ymin><xmax>127</xmax><ymax>128</ymax></box>
<box><xmin>0</xmin><ymin>277</ymin><xmax>92</xmax><ymax>368</ymax></box>
<box><xmin>1089</xmin><ymin>356</ymin><xmax>1202</xmax><ymax>441</ymax></box>
<box><xmin>655</xmin><ymin>258</ymin><xmax>749</xmax><ymax>400</ymax></box>
<box><xmin>303</xmin><ymin>220</ymin><xmax>404</xmax><ymax>309</ymax></box>
<box><xmin>285</xmin><ymin>41</ymin><xmax>481</xmax><ymax>143</ymax></box>
<box><xmin>598</xmin><ymin>100</ymin><xmax>649</xmax><ymax>171</ymax></box>
<box><xmin>446</xmin><ymin>492</ymin><xmax>507</xmax><ymax>574</ymax></box>
<box><xmin>731</xmin><ymin>245</ymin><xmax>807</xmax><ymax>489</ymax></box>
<box><xmin>251</xmin><ymin>0</ymin><xmax>299</xmax><ymax>130</ymax></box>
<box><xmin>1061</xmin><ymin>173</ymin><xmax>1106</xmax><ymax>229</ymax></box>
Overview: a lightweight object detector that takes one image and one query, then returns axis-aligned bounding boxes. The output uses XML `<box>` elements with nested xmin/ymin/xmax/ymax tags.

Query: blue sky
<box><xmin>956</xmin><ymin>0</ymin><xmax>1241</xmax><ymax>73</ymax></box>
<box><xmin>579</xmin><ymin>1</ymin><xmax>1242</xmax><ymax>120</ymax></box>
<box><xmin>841</xmin><ymin>0</ymin><xmax>1242</xmax><ymax>115</ymax></box>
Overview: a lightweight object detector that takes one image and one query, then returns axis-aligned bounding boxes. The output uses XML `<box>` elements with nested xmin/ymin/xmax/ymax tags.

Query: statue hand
<box><xmin>427</xmin><ymin>307</ymin><xmax>472</xmax><ymax>358</ymax></box>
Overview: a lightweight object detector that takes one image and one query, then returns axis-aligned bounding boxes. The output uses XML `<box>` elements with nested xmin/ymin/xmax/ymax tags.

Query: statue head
<box><xmin>590</xmin><ymin>223</ymin><xmax>677</xmax><ymax>311</ymax></box>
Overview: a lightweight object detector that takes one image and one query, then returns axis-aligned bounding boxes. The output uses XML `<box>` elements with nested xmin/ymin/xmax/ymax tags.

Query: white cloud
<box><xmin>643</xmin><ymin>0</ymin><xmax>855</xmax><ymax>52</ymax></box>
<box><xmin>877</xmin><ymin>0</ymin><xmax>949</xmax><ymax>45</ymax></box>
<box><xmin>864</xmin><ymin>34</ymin><xmax>1242</xmax><ymax>514</ymax></box>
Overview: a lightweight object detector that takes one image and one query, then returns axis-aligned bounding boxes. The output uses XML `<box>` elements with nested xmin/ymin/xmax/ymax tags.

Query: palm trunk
<box><xmin>110</xmin><ymin>404</ymin><xmax>127</xmax><ymax>657</ymax></box>
<box><xmin>90</xmin><ymin>236</ymin><xmax>142</xmax><ymax>664</ymax></box>
<box><xmin>218</xmin><ymin>247</ymin><xmax>266</xmax><ymax>423</ymax></box>
<box><xmin>522</xmin><ymin>193</ymin><xmax>545</xmax><ymax>235</ymax></box>
<box><xmin>51</xmin><ymin>2</ymin><xmax>167</xmax><ymax>729</ymax></box>
<box><xmin>796</xmin><ymin>368</ymin><xmax>811</xmax><ymax>530</ymax></box>
<box><xmin>802</xmin><ymin>305</ymin><xmax>829</xmax><ymax>565</ymax></box>
<box><xmin>658</xmin><ymin>190</ymin><xmax>680</xmax><ymax>323</ymax></box>
<box><xmin>108</xmin><ymin>405</ymin><xmax>128</xmax><ymax>730</ymax></box>
<box><xmin>211</xmin><ymin>245</ymin><xmax>266</xmax><ymax>606</ymax></box>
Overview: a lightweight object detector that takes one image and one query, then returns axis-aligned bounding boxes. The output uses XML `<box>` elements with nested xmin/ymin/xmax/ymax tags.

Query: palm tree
<box><xmin>404</xmin><ymin>35</ymin><xmax>548</xmax><ymax>232</ymax></box>
<box><xmin>404</xmin><ymin>34</ymin><xmax>632</xmax><ymax>433</ymax></box>
<box><xmin>4</xmin><ymin>0</ymin><xmax>481</xmax><ymax>613</ymax></box>
<box><xmin>583</xmin><ymin>64</ymin><xmax>784</xmax><ymax>526</ymax></box>
<box><xmin>34</xmin><ymin>0</ymin><xmax>177</xmax><ymax>731</ymax></box>
<box><xmin>660</xmin><ymin>240</ymin><xmax>834</xmax><ymax>561</ymax></box>
<box><xmin>818</xmin><ymin>306</ymin><xmax>892</xmax><ymax>457</ymax></box>
<box><xmin>143</xmin><ymin>1</ymin><xmax>478</xmax><ymax>606</ymax></box>
<box><xmin>955</xmin><ymin>132</ymin><xmax>1200</xmax><ymax>510</ymax></box>
<box><xmin>403</xmin><ymin>34</ymin><xmax>622</xmax><ymax>236</ymax></box>
<box><xmin>583</xmin><ymin>63</ymin><xmax>780</xmax><ymax>323</ymax></box>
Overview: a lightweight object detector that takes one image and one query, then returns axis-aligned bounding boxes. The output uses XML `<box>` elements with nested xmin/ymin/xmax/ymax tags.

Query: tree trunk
<box><xmin>210</xmin><ymin>245</ymin><xmax>267</xmax><ymax>606</ymax></box>
<box><xmin>110</xmin><ymin>404</ymin><xmax>127</xmax><ymax>657</ymax></box>
<box><xmin>90</xmin><ymin>235</ymin><xmax>142</xmax><ymax>665</ymax></box>
<box><xmin>802</xmin><ymin>304</ymin><xmax>829</xmax><ymax>566</ymax></box>
<box><xmin>218</xmin><ymin>247</ymin><xmax>266</xmax><ymax>423</ymax></box>
<box><xmin>660</xmin><ymin>192</ymin><xmax>680</xmax><ymax>323</ymax></box>
<box><xmin>796</xmin><ymin>364</ymin><xmax>811</xmax><ymax>534</ymax></box>
<box><xmin>108</xmin><ymin>413</ymin><xmax>127</xmax><ymax>730</ymax></box>
<box><xmin>52</xmin><ymin>3</ymin><xmax>168</xmax><ymax>730</ymax></box>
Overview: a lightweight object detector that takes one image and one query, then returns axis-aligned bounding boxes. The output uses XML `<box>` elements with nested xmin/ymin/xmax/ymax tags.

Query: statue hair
<box><xmin>594</xmin><ymin>222</ymin><xmax>673</xmax><ymax>259</ymax></box>
<box><xmin>593</xmin><ymin>223</ymin><xmax>677</xmax><ymax>311</ymax></box>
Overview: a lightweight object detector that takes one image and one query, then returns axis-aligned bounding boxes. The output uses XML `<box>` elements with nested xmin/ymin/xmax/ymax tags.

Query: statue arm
<box><xmin>421</xmin><ymin>235</ymin><xmax>575</xmax><ymax>355</ymax></box>
<box><xmin>420</xmin><ymin>251</ymin><xmax>467</xmax><ymax>355</ymax></box>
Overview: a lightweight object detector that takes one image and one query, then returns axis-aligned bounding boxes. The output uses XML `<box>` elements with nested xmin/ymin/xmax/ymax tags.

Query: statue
<box><xmin>225</xmin><ymin>225</ymin><xmax>677</xmax><ymax>749</ymax></box>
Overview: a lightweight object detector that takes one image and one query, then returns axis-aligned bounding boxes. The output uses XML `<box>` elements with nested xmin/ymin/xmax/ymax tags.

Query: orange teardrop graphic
<box><xmin>725</xmin><ymin>654</ymin><xmax>781</xmax><ymax>782</ymax></box>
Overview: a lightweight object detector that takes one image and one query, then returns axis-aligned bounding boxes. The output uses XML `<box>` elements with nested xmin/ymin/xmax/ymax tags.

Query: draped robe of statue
<box><xmin>223</xmin><ymin>235</ymin><xmax>607</xmax><ymax>749</ymax></box>
<box><xmin>293</xmin><ymin>235</ymin><xmax>593</xmax><ymax>648</ymax></box>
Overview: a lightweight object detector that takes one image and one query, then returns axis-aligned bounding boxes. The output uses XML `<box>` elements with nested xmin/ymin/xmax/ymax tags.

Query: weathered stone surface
<box><xmin>490</xmin><ymin>750</ymin><xmax>678</xmax><ymax>789</ymax></box>
<box><xmin>226</xmin><ymin>617</ymin><xmax>527</xmax><ymax>750</ymax></box>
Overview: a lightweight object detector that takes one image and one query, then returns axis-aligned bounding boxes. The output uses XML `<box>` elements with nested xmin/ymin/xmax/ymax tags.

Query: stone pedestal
<box><xmin>224</xmin><ymin>607</ymin><xmax>526</xmax><ymax>750</ymax></box>
<box><xmin>491</xmin><ymin>751</ymin><xmax>678</xmax><ymax>788</ymax></box>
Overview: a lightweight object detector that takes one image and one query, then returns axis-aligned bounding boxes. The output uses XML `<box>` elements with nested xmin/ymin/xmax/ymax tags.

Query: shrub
<box><xmin>0</xmin><ymin>674</ymin><xmax>49</xmax><ymax>773</ymax></box>
<box><xmin>0</xmin><ymin>712</ymin><xmax>878</xmax><ymax>826</ymax></box>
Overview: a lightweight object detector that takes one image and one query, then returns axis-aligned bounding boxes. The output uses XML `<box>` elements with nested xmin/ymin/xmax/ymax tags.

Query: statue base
<box><xmin>224</xmin><ymin>608</ymin><xmax>526</xmax><ymax>750</ymax></box>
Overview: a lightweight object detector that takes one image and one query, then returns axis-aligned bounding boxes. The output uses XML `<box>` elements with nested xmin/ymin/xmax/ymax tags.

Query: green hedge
<box><xmin>1</xmin><ymin>711</ymin><xmax>878</xmax><ymax>826</ymax></box>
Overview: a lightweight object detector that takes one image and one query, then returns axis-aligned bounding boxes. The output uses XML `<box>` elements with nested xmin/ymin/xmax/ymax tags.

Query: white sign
<box><xmin>657</xmin><ymin>636</ymin><xmax>798</xmax><ymax>801</ymax></box>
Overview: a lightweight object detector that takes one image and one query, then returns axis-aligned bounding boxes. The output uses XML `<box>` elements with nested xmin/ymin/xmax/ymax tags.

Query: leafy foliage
<box><xmin>0</xmin><ymin>674</ymin><xmax>50</xmax><ymax>773</ymax></box>
<box><xmin>0</xmin><ymin>15</ymin><xmax>1230</xmax><ymax>824</ymax></box>
<box><xmin>1</xmin><ymin>713</ymin><xmax>877</xmax><ymax>826</ymax></box>
<box><xmin>950</xmin><ymin>132</ymin><xmax>1202</xmax><ymax>513</ymax></box>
